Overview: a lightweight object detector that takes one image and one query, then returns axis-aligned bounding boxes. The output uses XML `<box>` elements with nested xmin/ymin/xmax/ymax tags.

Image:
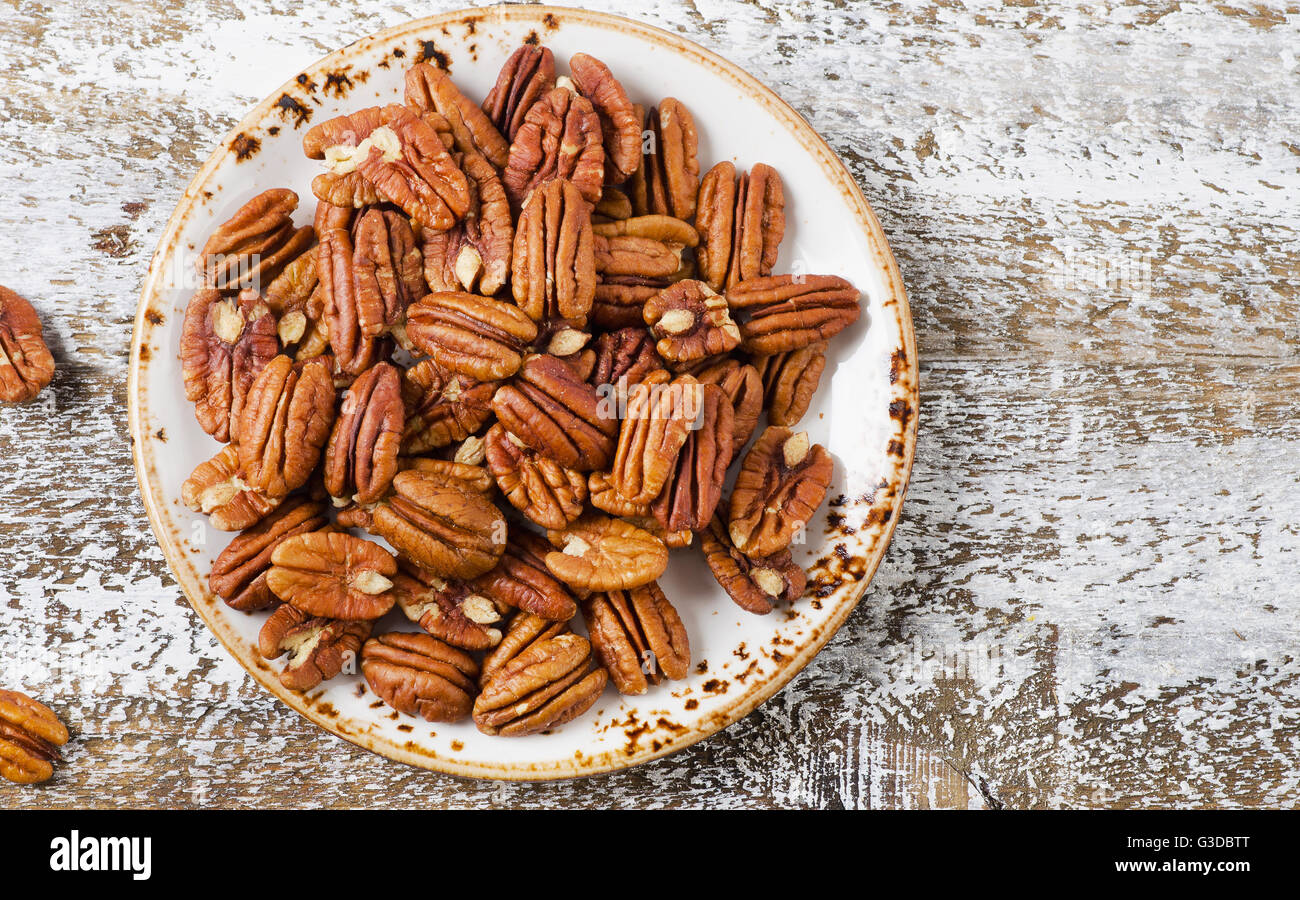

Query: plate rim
<box><xmin>126</xmin><ymin>3</ymin><xmax>920</xmax><ymax>782</ymax></box>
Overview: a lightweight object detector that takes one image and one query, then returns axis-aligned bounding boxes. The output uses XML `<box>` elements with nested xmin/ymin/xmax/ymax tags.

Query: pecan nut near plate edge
<box><xmin>0</xmin><ymin>286</ymin><xmax>55</xmax><ymax>404</ymax></box>
<box><xmin>0</xmin><ymin>689</ymin><xmax>69</xmax><ymax>785</ymax></box>
<box><xmin>171</xmin><ymin>39</ymin><xmax>867</xmax><ymax>742</ymax></box>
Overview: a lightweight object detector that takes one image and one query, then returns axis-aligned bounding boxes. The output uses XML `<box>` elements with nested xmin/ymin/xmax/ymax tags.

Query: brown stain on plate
<box><xmin>230</xmin><ymin>132</ymin><xmax>260</xmax><ymax>161</ymax></box>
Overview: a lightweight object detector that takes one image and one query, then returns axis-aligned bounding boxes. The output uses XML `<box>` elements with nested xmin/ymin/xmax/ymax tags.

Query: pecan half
<box><xmin>480</xmin><ymin>611</ymin><xmax>569</xmax><ymax>687</ymax></box>
<box><xmin>318</xmin><ymin>210</ymin><xmax>422</xmax><ymax>376</ymax></box>
<box><xmin>423</xmin><ymin>150</ymin><xmax>513</xmax><ymax>296</ymax></box>
<box><xmin>568</xmin><ymin>52</ymin><xmax>641</xmax><ymax>184</ymax></box>
<box><xmin>263</xmin><ymin>248</ymin><xmax>327</xmax><ymax>353</ymax></box>
<box><xmin>0</xmin><ymin>286</ymin><xmax>55</xmax><ymax>404</ymax></box>
<box><xmin>197</xmin><ymin>188</ymin><xmax>314</xmax><ymax>290</ymax></box>
<box><xmin>511</xmin><ymin>178</ymin><xmax>596</xmax><ymax>324</ymax></box>
<box><xmin>354</xmin><ymin>208</ymin><xmax>424</xmax><ymax>339</ymax></box>
<box><xmin>756</xmin><ymin>342</ymin><xmax>826</xmax><ymax>427</ymax></box>
<box><xmin>503</xmin><ymin>85</ymin><xmax>605</xmax><ymax>209</ymax></box>
<box><xmin>587</xmin><ymin>327</ymin><xmax>667</xmax><ymax>395</ymax></box>
<box><xmin>491</xmin><ymin>353</ymin><xmax>618</xmax><ymax>471</ymax></box>
<box><xmin>728</xmin><ymin>427</ymin><xmax>834</xmax><ymax>556</ymax></box>
<box><xmin>268</xmin><ymin>530</ymin><xmax>397</xmax><ymax>619</ymax></box>
<box><xmin>305</xmin><ymin>105</ymin><xmax>470</xmax><ymax>230</ymax></box>
<box><xmin>593</xmin><ymin>214</ymin><xmax>698</xmax><ymax>248</ymax></box>
<box><xmin>400</xmin><ymin>359</ymin><xmax>497</xmax><ymax>454</ymax></box>
<box><xmin>323</xmin><ymin>362</ymin><xmax>404</xmax><ymax>504</ymax></box>
<box><xmin>631</xmin><ymin>100</ymin><xmax>700</xmax><ymax>220</ymax></box>
<box><xmin>650</xmin><ymin>382</ymin><xmax>734</xmax><ymax>532</ymax></box>
<box><xmin>583</xmin><ymin>582</ymin><xmax>689</xmax><ymax>695</ymax></box>
<box><xmin>689</xmin><ymin>357</ymin><xmax>763</xmax><ymax>461</ymax></box>
<box><xmin>484</xmin><ymin>423</ymin><xmax>587</xmax><ymax>529</ymax></box>
<box><xmin>728</xmin><ymin>274</ymin><xmax>860</xmax><ymax>354</ymax></box>
<box><xmin>405</xmin><ymin>62</ymin><xmax>510</xmax><ymax>170</ymax></box>
<box><xmin>259</xmin><ymin>604</ymin><xmax>371</xmax><ymax>691</ymax></box>
<box><xmin>699</xmin><ymin>514</ymin><xmax>806</xmax><ymax>615</ymax></box>
<box><xmin>392</xmin><ymin>561</ymin><xmax>503</xmax><ymax>651</ymax></box>
<box><xmin>210</xmin><ymin>496</ymin><xmax>329</xmax><ymax>612</ymax></box>
<box><xmin>365</xmin><ymin>468</ymin><xmax>506</xmax><ymax>580</ymax></box>
<box><xmin>595</xmin><ymin>186</ymin><xmax>633</xmax><ymax>220</ymax></box>
<box><xmin>483</xmin><ymin>44</ymin><xmax>556</xmax><ymax>142</ymax></box>
<box><xmin>610</xmin><ymin>373</ymin><xmax>702</xmax><ymax>505</ymax></box>
<box><xmin>182</xmin><ymin>445</ymin><xmax>280</xmax><ymax>532</ymax></box>
<box><xmin>695</xmin><ymin>162</ymin><xmax>785</xmax><ymax>291</ymax></box>
<box><xmin>587</xmin><ymin>470</ymin><xmax>650</xmax><ymax>518</ymax></box>
<box><xmin>471</xmin><ymin>529</ymin><xmax>579</xmax><ymax>622</ymax></box>
<box><xmin>0</xmin><ymin>690</ymin><xmax>69</xmax><ymax>785</ymax></box>
<box><xmin>644</xmin><ymin>280</ymin><xmax>741</xmax><ymax>365</ymax></box>
<box><xmin>239</xmin><ymin>355</ymin><xmax>337</xmax><ymax>499</ymax></box>
<box><xmin>591</xmin><ymin>276</ymin><xmax>666</xmax><ymax>330</ymax></box>
<box><xmin>181</xmin><ymin>287</ymin><xmax>280</xmax><ymax>443</ymax></box>
<box><xmin>398</xmin><ymin>456</ymin><xmax>496</xmax><ymax>494</ymax></box>
<box><xmin>405</xmin><ymin>291</ymin><xmax>539</xmax><ymax>381</ymax></box>
<box><xmin>362</xmin><ymin>632</ymin><xmax>479</xmax><ymax>723</ymax></box>
<box><xmin>473</xmin><ymin>631</ymin><xmax>607</xmax><ymax>736</ymax></box>
<box><xmin>593</xmin><ymin>233</ymin><xmax>681</xmax><ymax>280</ymax></box>
<box><xmin>545</xmin><ymin>513</ymin><xmax>668</xmax><ymax>591</ymax></box>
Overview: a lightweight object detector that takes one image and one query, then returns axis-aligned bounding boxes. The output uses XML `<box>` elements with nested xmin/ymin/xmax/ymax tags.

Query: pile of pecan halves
<box><xmin>179</xmin><ymin>44</ymin><xmax>860</xmax><ymax>737</ymax></box>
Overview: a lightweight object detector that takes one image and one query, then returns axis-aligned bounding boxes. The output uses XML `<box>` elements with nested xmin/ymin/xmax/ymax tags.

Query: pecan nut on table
<box><xmin>176</xmin><ymin>41</ymin><xmax>861</xmax><ymax>736</ymax></box>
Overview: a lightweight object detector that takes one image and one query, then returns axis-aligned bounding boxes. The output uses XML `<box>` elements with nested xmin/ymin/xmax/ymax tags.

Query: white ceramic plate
<box><xmin>128</xmin><ymin>5</ymin><xmax>918</xmax><ymax>780</ymax></box>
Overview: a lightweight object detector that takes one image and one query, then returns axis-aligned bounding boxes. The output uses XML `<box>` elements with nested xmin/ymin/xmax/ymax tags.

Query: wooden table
<box><xmin>1</xmin><ymin>0</ymin><xmax>1296</xmax><ymax>809</ymax></box>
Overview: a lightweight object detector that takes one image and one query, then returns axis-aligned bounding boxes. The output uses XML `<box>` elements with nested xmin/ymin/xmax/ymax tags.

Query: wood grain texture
<box><xmin>1</xmin><ymin>0</ymin><xmax>1297</xmax><ymax>808</ymax></box>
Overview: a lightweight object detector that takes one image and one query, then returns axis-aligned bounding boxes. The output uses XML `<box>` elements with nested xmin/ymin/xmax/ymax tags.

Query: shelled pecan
<box><xmin>405</xmin><ymin>291</ymin><xmax>539</xmax><ymax>381</ymax></box>
<box><xmin>238</xmin><ymin>355</ymin><xmax>337</xmax><ymax>499</ymax></box>
<box><xmin>727</xmin><ymin>274</ymin><xmax>860</xmax><ymax>354</ymax></box>
<box><xmin>728</xmin><ymin>427</ymin><xmax>834</xmax><ymax>556</ymax></box>
<box><xmin>502</xmin><ymin>85</ymin><xmax>605</xmax><ymax>209</ymax></box>
<box><xmin>491</xmin><ymin>353</ymin><xmax>618</xmax><ymax>471</ymax></box>
<box><xmin>472</xmin><ymin>631</ymin><xmax>606</xmax><ymax>736</ymax></box>
<box><xmin>0</xmin><ymin>285</ymin><xmax>55</xmax><ymax>404</ymax></box>
<box><xmin>268</xmin><ymin>530</ymin><xmax>398</xmax><ymax>620</ymax></box>
<box><xmin>629</xmin><ymin>99</ymin><xmax>700</xmax><ymax>220</ymax></box>
<box><xmin>544</xmin><ymin>513</ymin><xmax>668</xmax><ymax>591</ymax></box>
<box><xmin>756</xmin><ymin>342</ymin><xmax>826</xmax><ymax>426</ymax></box>
<box><xmin>695</xmin><ymin>161</ymin><xmax>785</xmax><ymax>291</ymax></box>
<box><xmin>593</xmin><ymin>233</ymin><xmax>681</xmax><ymax>280</ymax></box>
<box><xmin>323</xmin><ymin>361</ymin><xmax>404</xmax><ymax>504</ymax></box>
<box><xmin>400</xmin><ymin>359</ymin><xmax>497</xmax><ymax>454</ymax></box>
<box><xmin>423</xmin><ymin>150</ymin><xmax>513</xmax><ymax>296</ymax></box>
<box><xmin>0</xmin><ymin>690</ymin><xmax>69</xmax><ymax>785</ymax></box>
<box><xmin>583</xmin><ymin>582</ymin><xmax>689</xmax><ymax>695</ymax></box>
<box><xmin>643</xmin><ymin>279</ymin><xmax>741</xmax><ymax>365</ymax></box>
<box><xmin>182</xmin><ymin>445</ymin><xmax>280</xmax><ymax>532</ymax></box>
<box><xmin>392</xmin><ymin>560</ymin><xmax>504</xmax><ymax>651</ymax></box>
<box><xmin>484</xmin><ymin>423</ymin><xmax>588</xmax><ymax>530</ymax></box>
<box><xmin>511</xmin><ymin>178</ymin><xmax>595</xmax><ymax>324</ymax></box>
<box><xmin>259</xmin><ymin>604</ymin><xmax>371</xmax><ymax>691</ymax></box>
<box><xmin>700</xmin><ymin>514</ymin><xmax>806</xmax><ymax>615</ymax></box>
<box><xmin>362</xmin><ymin>632</ymin><xmax>479</xmax><ymax>723</ymax></box>
<box><xmin>650</xmin><ymin>382</ymin><xmax>733</xmax><ymax>533</ymax></box>
<box><xmin>304</xmin><ymin>104</ymin><xmax>470</xmax><ymax>230</ymax></box>
<box><xmin>210</xmin><ymin>496</ymin><xmax>329</xmax><ymax>612</ymax></box>
<box><xmin>197</xmin><ymin>188</ymin><xmax>313</xmax><ymax>290</ymax></box>
<box><xmin>482</xmin><ymin>44</ymin><xmax>556</xmax><ymax>142</ymax></box>
<box><xmin>471</xmin><ymin>529</ymin><xmax>579</xmax><ymax>622</ymax></box>
<box><xmin>609</xmin><ymin>373</ymin><xmax>702</xmax><ymax>505</ymax></box>
<box><xmin>405</xmin><ymin>62</ymin><xmax>510</xmax><ymax>170</ymax></box>
<box><xmin>688</xmin><ymin>357</ymin><xmax>763</xmax><ymax>461</ymax></box>
<box><xmin>568</xmin><ymin>53</ymin><xmax>641</xmax><ymax>184</ymax></box>
<box><xmin>181</xmin><ymin>287</ymin><xmax>279</xmax><ymax>443</ymax></box>
<box><xmin>362</xmin><ymin>468</ymin><xmax>506</xmax><ymax>580</ymax></box>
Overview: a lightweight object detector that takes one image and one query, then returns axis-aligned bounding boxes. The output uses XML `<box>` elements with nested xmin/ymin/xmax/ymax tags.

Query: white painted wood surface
<box><xmin>0</xmin><ymin>0</ymin><xmax>1296</xmax><ymax>808</ymax></box>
